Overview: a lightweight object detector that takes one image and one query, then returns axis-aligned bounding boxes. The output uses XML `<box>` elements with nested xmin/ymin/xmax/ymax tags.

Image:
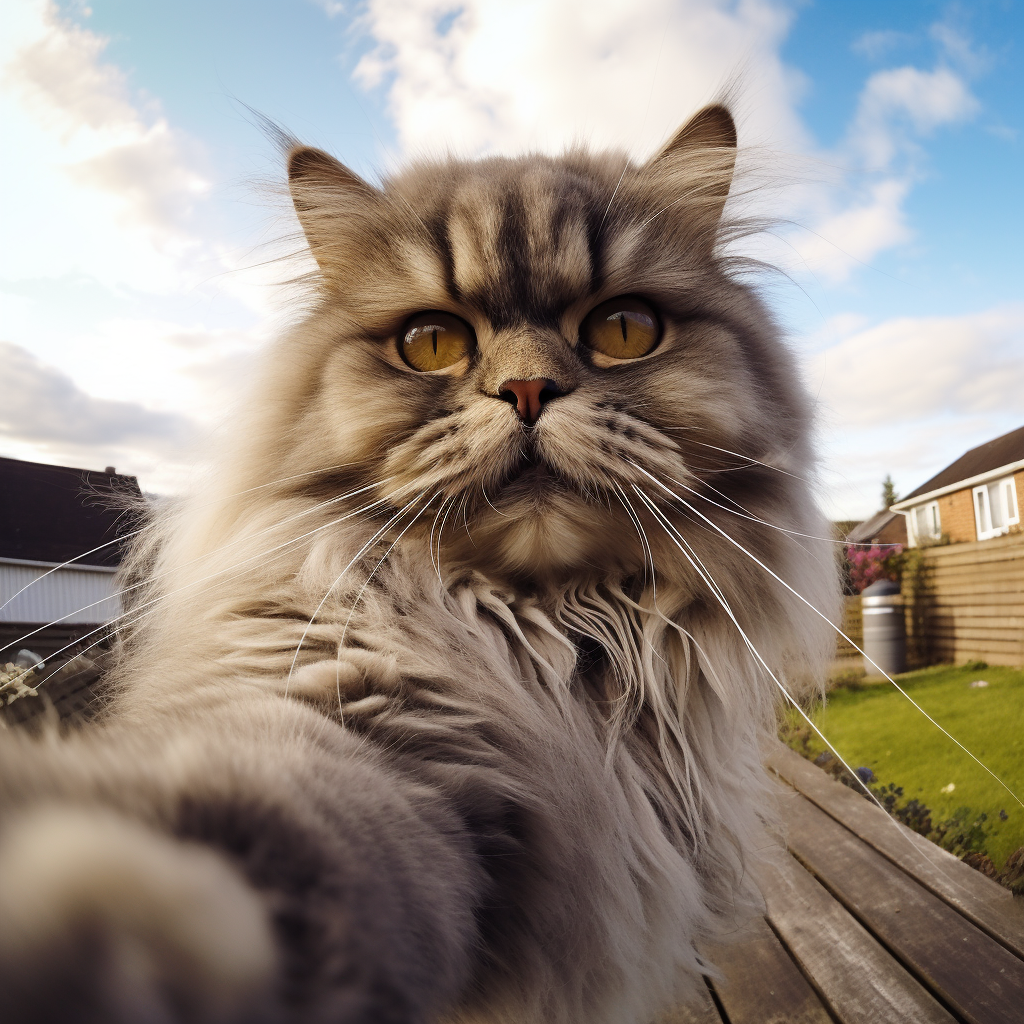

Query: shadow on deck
<box><xmin>669</xmin><ymin>745</ymin><xmax>1024</xmax><ymax>1024</ymax></box>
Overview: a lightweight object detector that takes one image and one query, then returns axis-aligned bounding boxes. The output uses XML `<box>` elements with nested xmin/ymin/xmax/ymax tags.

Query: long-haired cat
<box><xmin>0</xmin><ymin>104</ymin><xmax>838</xmax><ymax>1024</ymax></box>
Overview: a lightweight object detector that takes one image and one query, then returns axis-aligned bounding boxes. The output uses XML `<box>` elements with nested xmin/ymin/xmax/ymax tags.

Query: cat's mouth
<box><xmin>499</xmin><ymin>447</ymin><xmax>557</xmax><ymax>493</ymax></box>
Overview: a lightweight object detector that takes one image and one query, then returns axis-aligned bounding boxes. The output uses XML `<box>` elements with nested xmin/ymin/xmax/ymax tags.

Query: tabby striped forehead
<box><xmin>394</xmin><ymin>162</ymin><xmax>612</xmax><ymax>330</ymax></box>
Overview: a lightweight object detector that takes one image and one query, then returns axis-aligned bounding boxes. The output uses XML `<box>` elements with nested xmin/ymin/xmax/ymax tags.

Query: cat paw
<box><xmin>0</xmin><ymin>806</ymin><xmax>276</xmax><ymax>1023</ymax></box>
<box><xmin>287</xmin><ymin>648</ymin><xmax>401</xmax><ymax>705</ymax></box>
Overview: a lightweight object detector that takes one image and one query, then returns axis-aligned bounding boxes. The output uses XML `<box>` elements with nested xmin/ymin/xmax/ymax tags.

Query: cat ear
<box><xmin>644</xmin><ymin>105</ymin><xmax>737</xmax><ymax>227</ymax></box>
<box><xmin>287</xmin><ymin>147</ymin><xmax>384</xmax><ymax>274</ymax></box>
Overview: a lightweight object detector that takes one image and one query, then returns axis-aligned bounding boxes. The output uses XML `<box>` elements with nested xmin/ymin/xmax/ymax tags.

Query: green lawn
<box><xmin>784</xmin><ymin>663</ymin><xmax>1024</xmax><ymax>870</ymax></box>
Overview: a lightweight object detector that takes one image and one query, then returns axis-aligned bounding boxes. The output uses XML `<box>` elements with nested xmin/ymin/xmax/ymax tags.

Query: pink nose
<box><xmin>498</xmin><ymin>378</ymin><xmax>562</xmax><ymax>424</ymax></box>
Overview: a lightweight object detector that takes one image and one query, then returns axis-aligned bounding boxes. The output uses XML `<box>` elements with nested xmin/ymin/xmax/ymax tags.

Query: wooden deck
<box><xmin>668</xmin><ymin>745</ymin><xmax>1024</xmax><ymax>1024</ymax></box>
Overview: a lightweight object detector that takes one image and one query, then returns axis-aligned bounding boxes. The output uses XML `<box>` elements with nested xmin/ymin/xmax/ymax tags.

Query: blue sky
<box><xmin>1</xmin><ymin>0</ymin><xmax>1021</xmax><ymax>518</ymax></box>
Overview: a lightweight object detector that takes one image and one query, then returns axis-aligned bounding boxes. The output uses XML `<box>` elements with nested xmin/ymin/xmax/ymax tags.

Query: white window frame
<box><xmin>974</xmin><ymin>475</ymin><xmax>1020</xmax><ymax>540</ymax></box>
<box><xmin>908</xmin><ymin>500</ymin><xmax>941</xmax><ymax>546</ymax></box>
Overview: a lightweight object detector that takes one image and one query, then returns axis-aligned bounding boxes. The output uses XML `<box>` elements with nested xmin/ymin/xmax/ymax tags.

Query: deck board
<box><xmin>767</xmin><ymin>744</ymin><xmax>1024</xmax><ymax>958</ymax></box>
<box><xmin>703</xmin><ymin>914</ymin><xmax>832</xmax><ymax>1024</ymax></box>
<box><xmin>761</xmin><ymin>852</ymin><xmax>956</xmax><ymax>1024</ymax></box>
<box><xmin>667</xmin><ymin>745</ymin><xmax>1024</xmax><ymax>1023</ymax></box>
<box><xmin>780</xmin><ymin>788</ymin><xmax>1024</xmax><ymax>1024</ymax></box>
<box><xmin>657</xmin><ymin>983</ymin><xmax>725</xmax><ymax>1024</ymax></box>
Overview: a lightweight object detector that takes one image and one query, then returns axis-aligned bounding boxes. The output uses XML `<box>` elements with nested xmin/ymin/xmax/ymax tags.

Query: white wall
<box><xmin>0</xmin><ymin>558</ymin><xmax>120</xmax><ymax>624</ymax></box>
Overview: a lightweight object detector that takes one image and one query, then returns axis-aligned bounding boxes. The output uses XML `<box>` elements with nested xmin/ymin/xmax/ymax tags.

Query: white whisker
<box><xmin>332</xmin><ymin>492</ymin><xmax>440</xmax><ymax>714</ymax></box>
<box><xmin>631</xmin><ymin>486</ymin><xmax>904</xmax><ymax>809</ymax></box>
<box><xmin>0</xmin><ymin>461</ymin><xmax>376</xmax><ymax>616</ymax></box>
<box><xmin>632</xmin><ymin>462</ymin><xmax>1024</xmax><ymax>812</ymax></box>
<box><xmin>5</xmin><ymin>480</ymin><xmax>392</xmax><ymax>659</ymax></box>
<box><xmin>21</xmin><ymin>495</ymin><xmax>393</xmax><ymax>686</ymax></box>
<box><xmin>284</xmin><ymin>490</ymin><xmax>429</xmax><ymax>698</ymax></box>
<box><xmin>0</xmin><ymin>529</ymin><xmax>147</xmax><ymax>617</ymax></box>
<box><xmin>677</xmin><ymin>439</ymin><xmax>807</xmax><ymax>482</ymax></box>
<box><xmin>480</xmin><ymin>484</ymin><xmax>509</xmax><ymax>518</ymax></box>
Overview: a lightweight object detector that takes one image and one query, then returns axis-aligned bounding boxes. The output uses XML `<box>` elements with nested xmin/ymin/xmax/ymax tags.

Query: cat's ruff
<box><xmin>0</xmin><ymin>105</ymin><xmax>838</xmax><ymax>1024</ymax></box>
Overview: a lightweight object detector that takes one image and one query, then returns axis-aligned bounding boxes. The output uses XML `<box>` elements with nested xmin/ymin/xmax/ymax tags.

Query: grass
<box><xmin>782</xmin><ymin>662</ymin><xmax>1024</xmax><ymax>870</ymax></box>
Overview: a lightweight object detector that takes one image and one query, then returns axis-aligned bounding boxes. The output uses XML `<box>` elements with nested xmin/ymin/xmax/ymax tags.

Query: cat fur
<box><xmin>0</xmin><ymin>104</ymin><xmax>839</xmax><ymax>1024</ymax></box>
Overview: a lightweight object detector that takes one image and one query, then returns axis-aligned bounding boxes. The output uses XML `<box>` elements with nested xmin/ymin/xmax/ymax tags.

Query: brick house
<box><xmin>890</xmin><ymin>426</ymin><xmax>1024</xmax><ymax>548</ymax></box>
<box><xmin>845</xmin><ymin>508</ymin><xmax>907</xmax><ymax>548</ymax></box>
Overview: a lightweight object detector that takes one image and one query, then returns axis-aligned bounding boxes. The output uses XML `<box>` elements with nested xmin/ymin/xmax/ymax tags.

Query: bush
<box><xmin>845</xmin><ymin>543</ymin><xmax>903</xmax><ymax>593</ymax></box>
<box><xmin>794</xmin><ymin>747</ymin><xmax>1024</xmax><ymax>893</ymax></box>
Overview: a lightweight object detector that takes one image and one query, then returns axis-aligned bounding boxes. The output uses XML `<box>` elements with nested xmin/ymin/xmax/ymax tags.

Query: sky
<box><xmin>1</xmin><ymin>0</ymin><xmax>1021</xmax><ymax>519</ymax></box>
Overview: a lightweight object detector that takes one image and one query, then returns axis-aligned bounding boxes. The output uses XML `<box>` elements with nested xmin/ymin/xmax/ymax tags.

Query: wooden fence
<box><xmin>904</xmin><ymin>532</ymin><xmax>1024</xmax><ymax>668</ymax></box>
<box><xmin>834</xmin><ymin>596</ymin><xmax>862</xmax><ymax>660</ymax></box>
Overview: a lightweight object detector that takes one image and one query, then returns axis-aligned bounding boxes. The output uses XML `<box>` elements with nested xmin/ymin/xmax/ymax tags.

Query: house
<box><xmin>0</xmin><ymin>456</ymin><xmax>142</xmax><ymax>661</ymax></box>
<box><xmin>890</xmin><ymin>426</ymin><xmax>1024</xmax><ymax>548</ymax></box>
<box><xmin>845</xmin><ymin>508</ymin><xmax>907</xmax><ymax>548</ymax></box>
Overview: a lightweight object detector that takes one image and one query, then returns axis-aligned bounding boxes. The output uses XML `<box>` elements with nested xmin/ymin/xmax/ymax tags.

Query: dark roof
<box><xmin>846</xmin><ymin>510</ymin><xmax>899</xmax><ymax>544</ymax></box>
<box><xmin>902</xmin><ymin>425</ymin><xmax>1024</xmax><ymax>503</ymax></box>
<box><xmin>0</xmin><ymin>457</ymin><xmax>142</xmax><ymax>567</ymax></box>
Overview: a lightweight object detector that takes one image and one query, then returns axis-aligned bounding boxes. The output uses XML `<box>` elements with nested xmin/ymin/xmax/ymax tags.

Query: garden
<box><xmin>782</xmin><ymin>661</ymin><xmax>1024</xmax><ymax>889</ymax></box>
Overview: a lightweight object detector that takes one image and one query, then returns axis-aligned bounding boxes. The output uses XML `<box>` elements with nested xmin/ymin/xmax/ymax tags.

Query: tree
<box><xmin>882</xmin><ymin>474</ymin><xmax>898</xmax><ymax>509</ymax></box>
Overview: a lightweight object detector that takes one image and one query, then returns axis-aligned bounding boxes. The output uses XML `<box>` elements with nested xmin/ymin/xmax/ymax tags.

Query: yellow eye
<box><xmin>400</xmin><ymin>311</ymin><xmax>475</xmax><ymax>371</ymax></box>
<box><xmin>580</xmin><ymin>297</ymin><xmax>660</xmax><ymax>360</ymax></box>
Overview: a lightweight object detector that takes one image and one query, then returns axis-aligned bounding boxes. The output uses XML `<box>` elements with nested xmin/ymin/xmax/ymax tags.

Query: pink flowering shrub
<box><xmin>845</xmin><ymin>544</ymin><xmax>903</xmax><ymax>593</ymax></box>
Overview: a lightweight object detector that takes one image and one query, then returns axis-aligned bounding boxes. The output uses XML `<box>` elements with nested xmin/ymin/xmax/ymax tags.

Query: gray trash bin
<box><xmin>861</xmin><ymin>579</ymin><xmax>906</xmax><ymax>676</ymax></box>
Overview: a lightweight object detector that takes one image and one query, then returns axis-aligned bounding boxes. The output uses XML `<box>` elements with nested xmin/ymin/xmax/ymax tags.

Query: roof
<box><xmin>846</xmin><ymin>510</ymin><xmax>899</xmax><ymax>544</ymax></box>
<box><xmin>0</xmin><ymin>457</ymin><xmax>142</xmax><ymax>567</ymax></box>
<box><xmin>900</xmin><ymin>425</ymin><xmax>1024</xmax><ymax>504</ymax></box>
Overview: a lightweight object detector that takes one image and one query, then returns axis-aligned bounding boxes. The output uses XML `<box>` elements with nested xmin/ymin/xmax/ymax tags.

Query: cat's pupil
<box><xmin>432</xmin><ymin>329</ymin><xmax>438</xmax><ymax>355</ymax></box>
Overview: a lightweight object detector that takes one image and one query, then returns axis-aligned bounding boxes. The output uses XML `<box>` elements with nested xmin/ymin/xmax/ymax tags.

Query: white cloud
<box><xmin>355</xmin><ymin>0</ymin><xmax>809</xmax><ymax>161</ymax></box>
<box><xmin>0</xmin><ymin>0</ymin><xmax>209</xmax><ymax>292</ymax></box>
<box><xmin>785</xmin><ymin>58</ymin><xmax>979</xmax><ymax>284</ymax></box>
<box><xmin>0</xmin><ymin>339</ymin><xmax>198</xmax><ymax>486</ymax></box>
<box><xmin>850</xmin><ymin>65</ymin><xmax>978</xmax><ymax>171</ymax></box>
<box><xmin>851</xmin><ymin>30</ymin><xmax>912</xmax><ymax>61</ymax></box>
<box><xmin>809</xmin><ymin>305</ymin><xmax>1024</xmax><ymax>429</ymax></box>
<box><xmin>0</xmin><ymin>2</ymin><xmax>276</xmax><ymax>491</ymax></box>
<box><xmin>807</xmin><ymin>306</ymin><xmax>1024</xmax><ymax>518</ymax></box>
<box><xmin>791</xmin><ymin>178</ymin><xmax>912</xmax><ymax>284</ymax></box>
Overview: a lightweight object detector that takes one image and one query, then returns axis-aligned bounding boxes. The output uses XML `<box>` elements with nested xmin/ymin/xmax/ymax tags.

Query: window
<box><xmin>909</xmin><ymin>501</ymin><xmax>941</xmax><ymax>545</ymax></box>
<box><xmin>973</xmin><ymin>476</ymin><xmax>1020</xmax><ymax>540</ymax></box>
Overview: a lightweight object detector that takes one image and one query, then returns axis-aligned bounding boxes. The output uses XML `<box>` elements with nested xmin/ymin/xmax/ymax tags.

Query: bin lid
<box><xmin>861</xmin><ymin>579</ymin><xmax>900</xmax><ymax>597</ymax></box>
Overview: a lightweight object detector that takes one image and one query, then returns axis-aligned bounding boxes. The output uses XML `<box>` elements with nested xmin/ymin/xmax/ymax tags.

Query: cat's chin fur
<box><xmin>0</xmin><ymin>104</ymin><xmax>839</xmax><ymax>1024</ymax></box>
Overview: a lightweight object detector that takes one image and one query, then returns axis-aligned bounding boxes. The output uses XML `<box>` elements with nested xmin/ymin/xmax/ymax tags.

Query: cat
<box><xmin>0</xmin><ymin>104</ymin><xmax>838</xmax><ymax>1024</ymax></box>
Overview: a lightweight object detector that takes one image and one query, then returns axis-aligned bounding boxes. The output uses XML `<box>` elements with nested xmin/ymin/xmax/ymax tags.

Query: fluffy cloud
<box><xmin>788</xmin><ymin>59</ymin><xmax>979</xmax><ymax>284</ymax></box>
<box><xmin>850</xmin><ymin>65</ymin><xmax>979</xmax><ymax>172</ymax></box>
<box><xmin>352</xmin><ymin>1</ymin><xmax>985</xmax><ymax>291</ymax></box>
<box><xmin>807</xmin><ymin>306</ymin><xmax>1024</xmax><ymax>518</ymax></box>
<box><xmin>355</xmin><ymin>0</ymin><xmax>808</xmax><ymax>161</ymax></box>
<box><xmin>792</xmin><ymin>178</ymin><xmax>912</xmax><ymax>284</ymax></box>
<box><xmin>0</xmin><ymin>0</ymin><xmax>209</xmax><ymax>292</ymax></box>
<box><xmin>0</xmin><ymin>340</ymin><xmax>194</xmax><ymax>472</ymax></box>
<box><xmin>809</xmin><ymin>305</ymin><xmax>1024</xmax><ymax>429</ymax></box>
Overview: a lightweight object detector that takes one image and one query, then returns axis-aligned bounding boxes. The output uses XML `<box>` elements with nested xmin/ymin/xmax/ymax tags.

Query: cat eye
<box><xmin>400</xmin><ymin>311</ymin><xmax>475</xmax><ymax>371</ymax></box>
<box><xmin>580</xmin><ymin>297</ymin><xmax>661</xmax><ymax>360</ymax></box>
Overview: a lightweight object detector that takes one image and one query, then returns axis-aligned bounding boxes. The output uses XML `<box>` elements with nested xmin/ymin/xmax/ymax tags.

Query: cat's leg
<box><xmin>0</xmin><ymin>699</ymin><xmax>484</xmax><ymax>1024</ymax></box>
<box><xmin>0</xmin><ymin>804</ymin><xmax>276</xmax><ymax>1024</ymax></box>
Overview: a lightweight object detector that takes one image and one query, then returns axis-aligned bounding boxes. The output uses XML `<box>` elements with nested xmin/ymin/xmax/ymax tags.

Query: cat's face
<box><xmin>285</xmin><ymin>107</ymin><xmax>807</xmax><ymax>582</ymax></box>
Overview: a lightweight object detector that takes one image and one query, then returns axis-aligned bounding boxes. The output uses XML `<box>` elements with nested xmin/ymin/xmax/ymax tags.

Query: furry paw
<box><xmin>0</xmin><ymin>806</ymin><xmax>276</xmax><ymax>1023</ymax></box>
<box><xmin>287</xmin><ymin>648</ymin><xmax>401</xmax><ymax>716</ymax></box>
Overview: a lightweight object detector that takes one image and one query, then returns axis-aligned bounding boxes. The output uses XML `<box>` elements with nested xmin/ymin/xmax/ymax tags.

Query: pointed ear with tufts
<box><xmin>287</xmin><ymin>146</ymin><xmax>385</xmax><ymax>276</ymax></box>
<box><xmin>644</xmin><ymin>104</ymin><xmax>738</xmax><ymax>227</ymax></box>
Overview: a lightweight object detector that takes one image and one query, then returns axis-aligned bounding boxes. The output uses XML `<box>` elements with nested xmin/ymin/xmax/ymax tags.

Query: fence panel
<box><xmin>906</xmin><ymin>533</ymin><xmax>1024</xmax><ymax>667</ymax></box>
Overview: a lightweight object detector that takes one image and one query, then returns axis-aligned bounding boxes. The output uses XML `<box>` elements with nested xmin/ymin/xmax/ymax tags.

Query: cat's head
<box><xmin>280</xmin><ymin>105</ymin><xmax>810</xmax><ymax>584</ymax></box>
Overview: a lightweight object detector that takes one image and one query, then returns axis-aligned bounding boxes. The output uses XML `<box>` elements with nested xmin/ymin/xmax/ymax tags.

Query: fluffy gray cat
<box><xmin>0</xmin><ymin>105</ymin><xmax>838</xmax><ymax>1023</ymax></box>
